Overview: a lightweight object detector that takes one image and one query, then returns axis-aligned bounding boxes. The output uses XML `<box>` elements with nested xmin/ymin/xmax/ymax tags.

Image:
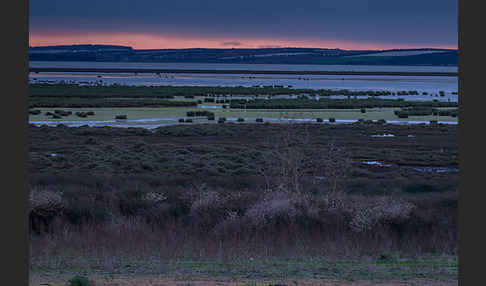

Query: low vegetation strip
<box><xmin>394</xmin><ymin>107</ymin><xmax>458</xmax><ymax>118</ymax></box>
<box><xmin>29</xmin><ymin>97</ymin><xmax>197</xmax><ymax>108</ymax></box>
<box><xmin>29</xmin><ymin>83</ymin><xmax>449</xmax><ymax>98</ymax></box>
<box><xmin>230</xmin><ymin>98</ymin><xmax>458</xmax><ymax>109</ymax></box>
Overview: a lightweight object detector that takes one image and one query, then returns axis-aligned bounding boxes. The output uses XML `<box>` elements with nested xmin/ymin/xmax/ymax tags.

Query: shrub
<box><xmin>361</xmin><ymin>108</ymin><xmax>366</xmax><ymax>113</ymax></box>
<box><xmin>348</xmin><ymin>197</ymin><xmax>416</xmax><ymax>233</ymax></box>
<box><xmin>256</xmin><ymin>118</ymin><xmax>264</xmax><ymax>123</ymax></box>
<box><xmin>187</xmin><ymin>111</ymin><xmax>214</xmax><ymax>117</ymax></box>
<box><xmin>64</xmin><ymin>197</ymin><xmax>108</xmax><ymax>225</ymax></box>
<box><xmin>377</xmin><ymin>119</ymin><xmax>386</xmax><ymax>124</ymax></box>
<box><xmin>29</xmin><ymin>189</ymin><xmax>64</xmax><ymax>234</ymax></box>
<box><xmin>115</xmin><ymin>115</ymin><xmax>127</xmax><ymax>120</ymax></box>
<box><xmin>29</xmin><ymin>110</ymin><xmax>42</xmax><ymax>115</ymax></box>
<box><xmin>189</xmin><ymin>191</ymin><xmax>230</xmax><ymax>229</ymax></box>
<box><xmin>86</xmin><ymin>111</ymin><xmax>95</xmax><ymax>116</ymax></box>
<box><xmin>51</xmin><ymin>114</ymin><xmax>62</xmax><ymax>119</ymax></box>
<box><xmin>178</xmin><ymin>118</ymin><xmax>185</xmax><ymax>123</ymax></box>
<box><xmin>237</xmin><ymin>118</ymin><xmax>245</xmax><ymax>122</ymax></box>
<box><xmin>394</xmin><ymin>106</ymin><xmax>437</xmax><ymax>117</ymax></box>
<box><xmin>398</xmin><ymin>113</ymin><xmax>408</xmax><ymax>118</ymax></box>
<box><xmin>68</xmin><ymin>275</ymin><xmax>91</xmax><ymax>286</ymax></box>
<box><xmin>316</xmin><ymin>118</ymin><xmax>323</xmax><ymax>122</ymax></box>
<box><xmin>329</xmin><ymin>118</ymin><xmax>336</xmax><ymax>123</ymax></box>
<box><xmin>54</xmin><ymin>110</ymin><xmax>72</xmax><ymax>116</ymax></box>
<box><xmin>438</xmin><ymin>109</ymin><xmax>459</xmax><ymax>117</ymax></box>
<box><xmin>185</xmin><ymin>119</ymin><xmax>193</xmax><ymax>123</ymax></box>
<box><xmin>207</xmin><ymin>115</ymin><xmax>215</xmax><ymax>120</ymax></box>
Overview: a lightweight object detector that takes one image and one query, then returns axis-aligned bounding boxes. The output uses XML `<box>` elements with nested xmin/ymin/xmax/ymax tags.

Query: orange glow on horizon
<box><xmin>29</xmin><ymin>32</ymin><xmax>457</xmax><ymax>51</ymax></box>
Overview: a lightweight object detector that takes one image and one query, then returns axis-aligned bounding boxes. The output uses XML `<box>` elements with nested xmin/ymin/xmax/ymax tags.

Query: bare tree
<box><xmin>256</xmin><ymin>122</ymin><xmax>352</xmax><ymax>194</ymax></box>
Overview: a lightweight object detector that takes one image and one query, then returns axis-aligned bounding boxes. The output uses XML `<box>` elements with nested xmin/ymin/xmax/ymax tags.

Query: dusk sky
<box><xmin>29</xmin><ymin>0</ymin><xmax>458</xmax><ymax>50</ymax></box>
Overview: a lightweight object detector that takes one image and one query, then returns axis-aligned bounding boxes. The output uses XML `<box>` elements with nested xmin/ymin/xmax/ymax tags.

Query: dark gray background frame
<box><xmin>2</xmin><ymin>0</ymin><xmax>29</xmax><ymax>285</ymax></box>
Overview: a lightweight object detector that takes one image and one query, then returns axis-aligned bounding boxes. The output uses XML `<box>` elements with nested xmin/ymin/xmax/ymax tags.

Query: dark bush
<box><xmin>329</xmin><ymin>118</ymin><xmax>335</xmax><ymax>123</ymax></box>
<box><xmin>256</xmin><ymin>118</ymin><xmax>263</xmax><ymax>123</ymax></box>
<box><xmin>68</xmin><ymin>275</ymin><xmax>91</xmax><ymax>286</ymax></box>
<box><xmin>316</xmin><ymin>118</ymin><xmax>323</xmax><ymax>122</ymax></box>
<box><xmin>115</xmin><ymin>115</ymin><xmax>127</xmax><ymax>120</ymax></box>
<box><xmin>361</xmin><ymin>108</ymin><xmax>366</xmax><ymax>113</ymax></box>
<box><xmin>237</xmin><ymin>118</ymin><xmax>245</xmax><ymax>122</ymax></box>
<box><xmin>29</xmin><ymin>110</ymin><xmax>42</xmax><ymax>115</ymax></box>
<box><xmin>64</xmin><ymin>198</ymin><xmax>108</xmax><ymax>225</ymax></box>
<box><xmin>187</xmin><ymin>111</ymin><xmax>214</xmax><ymax>117</ymax></box>
<box><xmin>178</xmin><ymin>118</ymin><xmax>185</xmax><ymax>123</ymax></box>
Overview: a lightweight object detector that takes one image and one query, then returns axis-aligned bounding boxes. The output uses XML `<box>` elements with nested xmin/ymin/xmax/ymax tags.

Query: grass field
<box><xmin>30</xmin><ymin>255</ymin><xmax>457</xmax><ymax>285</ymax></box>
<box><xmin>29</xmin><ymin>106</ymin><xmax>458</xmax><ymax>125</ymax></box>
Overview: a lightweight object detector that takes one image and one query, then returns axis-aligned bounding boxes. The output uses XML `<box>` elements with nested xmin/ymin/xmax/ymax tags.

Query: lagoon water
<box><xmin>29</xmin><ymin>61</ymin><xmax>458</xmax><ymax>73</ymax></box>
<box><xmin>29</xmin><ymin>61</ymin><xmax>458</xmax><ymax>101</ymax></box>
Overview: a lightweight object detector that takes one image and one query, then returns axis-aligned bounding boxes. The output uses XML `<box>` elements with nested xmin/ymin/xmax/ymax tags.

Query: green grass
<box><xmin>30</xmin><ymin>255</ymin><xmax>457</xmax><ymax>284</ymax></box>
<box><xmin>28</xmin><ymin>107</ymin><xmax>458</xmax><ymax>124</ymax></box>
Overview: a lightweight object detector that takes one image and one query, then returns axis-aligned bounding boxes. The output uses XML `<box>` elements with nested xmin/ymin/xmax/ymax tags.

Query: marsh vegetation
<box><xmin>28</xmin><ymin>83</ymin><xmax>459</xmax><ymax>284</ymax></box>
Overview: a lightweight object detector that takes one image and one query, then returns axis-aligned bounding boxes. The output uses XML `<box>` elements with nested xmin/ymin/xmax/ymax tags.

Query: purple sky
<box><xmin>29</xmin><ymin>0</ymin><xmax>458</xmax><ymax>50</ymax></box>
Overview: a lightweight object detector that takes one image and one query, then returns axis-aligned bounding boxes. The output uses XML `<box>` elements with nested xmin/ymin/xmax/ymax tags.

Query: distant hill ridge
<box><xmin>29</xmin><ymin>45</ymin><xmax>457</xmax><ymax>66</ymax></box>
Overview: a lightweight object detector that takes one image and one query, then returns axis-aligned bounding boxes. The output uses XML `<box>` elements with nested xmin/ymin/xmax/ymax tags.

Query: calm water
<box><xmin>29</xmin><ymin>61</ymin><xmax>458</xmax><ymax>101</ymax></box>
<box><xmin>29</xmin><ymin>61</ymin><xmax>458</xmax><ymax>73</ymax></box>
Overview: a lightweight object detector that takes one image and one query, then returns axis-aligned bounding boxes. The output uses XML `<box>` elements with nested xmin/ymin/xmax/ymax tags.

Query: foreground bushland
<box><xmin>29</xmin><ymin>122</ymin><xmax>458</xmax><ymax>283</ymax></box>
<box><xmin>28</xmin><ymin>123</ymin><xmax>459</xmax><ymax>285</ymax></box>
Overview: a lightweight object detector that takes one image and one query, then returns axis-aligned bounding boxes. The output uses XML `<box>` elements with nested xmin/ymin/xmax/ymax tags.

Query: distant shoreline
<box><xmin>30</xmin><ymin>67</ymin><xmax>458</xmax><ymax>77</ymax></box>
